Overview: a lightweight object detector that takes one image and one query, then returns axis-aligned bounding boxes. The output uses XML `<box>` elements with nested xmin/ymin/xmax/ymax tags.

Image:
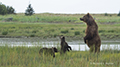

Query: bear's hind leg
<box><xmin>90</xmin><ymin>46</ymin><xmax>94</xmax><ymax>52</ymax></box>
<box><xmin>95</xmin><ymin>44</ymin><xmax>100</xmax><ymax>53</ymax></box>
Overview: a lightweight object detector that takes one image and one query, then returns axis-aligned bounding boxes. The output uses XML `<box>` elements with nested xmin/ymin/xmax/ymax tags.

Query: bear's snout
<box><xmin>80</xmin><ymin>18</ymin><xmax>84</xmax><ymax>21</ymax></box>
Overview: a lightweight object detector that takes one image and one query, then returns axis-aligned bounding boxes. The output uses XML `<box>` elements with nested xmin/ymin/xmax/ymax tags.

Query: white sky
<box><xmin>0</xmin><ymin>0</ymin><xmax>120</xmax><ymax>14</ymax></box>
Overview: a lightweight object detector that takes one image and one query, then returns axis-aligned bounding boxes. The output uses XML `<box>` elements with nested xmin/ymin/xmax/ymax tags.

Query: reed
<box><xmin>0</xmin><ymin>46</ymin><xmax>120</xmax><ymax>67</ymax></box>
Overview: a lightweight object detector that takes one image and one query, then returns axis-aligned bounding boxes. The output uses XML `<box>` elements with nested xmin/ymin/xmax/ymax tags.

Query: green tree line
<box><xmin>0</xmin><ymin>2</ymin><xmax>15</xmax><ymax>15</ymax></box>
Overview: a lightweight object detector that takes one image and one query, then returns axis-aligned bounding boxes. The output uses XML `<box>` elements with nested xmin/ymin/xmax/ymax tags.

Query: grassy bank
<box><xmin>0</xmin><ymin>46</ymin><xmax>120</xmax><ymax>67</ymax></box>
<box><xmin>0</xmin><ymin>13</ymin><xmax>120</xmax><ymax>67</ymax></box>
<box><xmin>0</xmin><ymin>13</ymin><xmax>120</xmax><ymax>40</ymax></box>
<box><xmin>0</xmin><ymin>22</ymin><xmax>120</xmax><ymax>40</ymax></box>
<box><xmin>0</xmin><ymin>13</ymin><xmax>120</xmax><ymax>23</ymax></box>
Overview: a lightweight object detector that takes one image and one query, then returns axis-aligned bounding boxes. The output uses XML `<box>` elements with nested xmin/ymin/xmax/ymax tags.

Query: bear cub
<box><xmin>60</xmin><ymin>35</ymin><xmax>72</xmax><ymax>54</ymax></box>
<box><xmin>39</xmin><ymin>47</ymin><xmax>58</xmax><ymax>58</ymax></box>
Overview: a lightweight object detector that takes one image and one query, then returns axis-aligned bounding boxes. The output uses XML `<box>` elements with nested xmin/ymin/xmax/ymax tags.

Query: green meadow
<box><xmin>0</xmin><ymin>13</ymin><xmax>120</xmax><ymax>23</ymax></box>
<box><xmin>0</xmin><ymin>22</ymin><xmax>120</xmax><ymax>40</ymax></box>
<box><xmin>0</xmin><ymin>46</ymin><xmax>120</xmax><ymax>67</ymax></box>
<box><xmin>0</xmin><ymin>13</ymin><xmax>120</xmax><ymax>67</ymax></box>
<box><xmin>0</xmin><ymin>13</ymin><xmax>120</xmax><ymax>40</ymax></box>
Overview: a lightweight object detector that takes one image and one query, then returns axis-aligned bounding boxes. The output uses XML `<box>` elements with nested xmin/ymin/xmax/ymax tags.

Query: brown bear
<box><xmin>80</xmin><ymin>13</ymin><xmax>101</xmax><ymax>53</ymax></box>
<box><xmin>39</xmin><ymin>47</ymin><xmax>58</xmax><ymax>58</ymax></box>
<box><xmin>60</xmin><ymin>35</ymin><xmax>72</xmax><ymax>54</ymax></box>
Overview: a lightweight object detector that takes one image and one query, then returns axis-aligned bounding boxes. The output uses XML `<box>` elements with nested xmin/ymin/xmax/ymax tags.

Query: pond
<box><xmin>0</xmin><ymin>38</ymin><xmax>120</xmax><ymax>51</ymax></box>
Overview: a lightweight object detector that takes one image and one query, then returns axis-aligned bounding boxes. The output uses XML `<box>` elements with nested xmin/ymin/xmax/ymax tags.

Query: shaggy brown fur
<box><xmin>39</xmin><ymin>47</ymin><xmax>58</xmax><ymax>58</ymax></box>
<box><xmin>60</xmin><ymin>35</ymin><xmax>72</xmax><ymax>54</ymax></box>
<box><xmin>80</xmin><ymin>13</ymin><xmax>101</xmax><ymax>53</ymax></box>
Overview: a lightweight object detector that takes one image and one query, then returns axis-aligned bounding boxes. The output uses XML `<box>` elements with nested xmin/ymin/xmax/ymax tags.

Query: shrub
<box><xmin>74</xmin><ymin>31</ymin><xmax>80</xmax><ymax>35</ymax></box>
<box><xmin>30</xmin><ymin>34</ymin><xmax>35</xmax><ymax>37</ymax></box>
<box><xmin>105</xmin><ymin>13</ymin><xmax>108</xmax><ymax>16</ymax></box>
<box><xmin>83</xmin><ymin>30</ymin><xmax>85</xmax><ymax>33</ymax></box>
<box><xmin>99</xmin><ymin>30</ymin><xmax>105</xmax><ymax>33</ymax></box>
<box><xmin>32</xmin><ymin>30</ymin><xmax>38</xmax><ymax>33</ymax></box>
<box><xmin>108</xmin><ymin>30</ymin><xmax>115</xmax><ymax>33</ymax></box>
<box><xmin>2</xmin><ymin>31</ymin><xmax>8</xmax><ymax>35</ymax></box>
<box><xmin>71</xmin><ymin>28</ymin><xmax>74</xmax><ymax>30</ymax></box>
<box><xmin>53</xmin><ymin>34</ymin><xmax>57</xmax><ymax>37</ymax></box>
<box><xmin>61</xmin><ymin>30</ymin><xmax>69</xmax><ymax>34</ymax></box>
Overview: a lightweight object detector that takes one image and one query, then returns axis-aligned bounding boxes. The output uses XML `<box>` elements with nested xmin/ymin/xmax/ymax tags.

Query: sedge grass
<box><xmin>0</xmin><ymin>22</ymin><xmax>120</xmax><ymax>40</ymax></box>
<box><xmin>0</xmin><ymin>46</ymin><xmax>120</xmax><ymax>67</ymax></box>
<box><xmin>0</xmin><ymin>13</ymin><xmax>120</xmax><ymax>23</ymax></box>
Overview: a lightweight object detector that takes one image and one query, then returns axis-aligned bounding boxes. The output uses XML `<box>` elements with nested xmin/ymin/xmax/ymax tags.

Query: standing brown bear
<box><xmin>60</xmin><ymin>35</ymin><xmax>72</xmax><ymax>54</ymax></box>
<box><xmin>80</xmin><ymin>13</ymin><xmax>101</xmax><ymax>53</ymax></box>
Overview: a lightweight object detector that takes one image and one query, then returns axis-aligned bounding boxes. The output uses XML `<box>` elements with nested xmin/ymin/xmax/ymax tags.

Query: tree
<box><xmin>7</xmin><ymin>6</ymin><xmax>15</xmax><ymax>14</ymax></box>
<box><xmin>117</xmin><ymin>11</ymin><xmax>120</xmax><ymax>16</ymax></box>
<box><xmin>0</xmin><ymin>3</ymin><xmax>7</xmax><ymax>15</ymax></box>
<box><xmin>104</xmin><ymin>13</ymin><xmax>108</xmax><ymax>16</ymax></box>
<box><xmin>25</xmin><ymin>4</ymin><xmax>34</xmax><ymax>16</ymax></box>
<box><xmin>0</xmin><ymin>3</ymin><xmax>15</xmax><ymax>15</ymax></box>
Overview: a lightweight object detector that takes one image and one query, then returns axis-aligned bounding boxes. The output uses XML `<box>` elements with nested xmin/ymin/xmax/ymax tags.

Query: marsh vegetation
<box><xmin>0</xmin><ymin>13</ymin><xmax>120</xmax><ymax>67</ymax></box>
<box><xmin>0</xmin><ymin>46</ymin><xmax>120</xmax><ymax>67</ymax></box>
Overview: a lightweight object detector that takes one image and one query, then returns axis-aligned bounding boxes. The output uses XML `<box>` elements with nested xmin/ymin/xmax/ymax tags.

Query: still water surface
<box><xmin>0</xmin><ymin>38</ymin><xmax>120</xmax><ymax>51</ymax></box>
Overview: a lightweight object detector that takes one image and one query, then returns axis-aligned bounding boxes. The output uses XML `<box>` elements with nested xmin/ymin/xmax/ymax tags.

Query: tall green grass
<box><xmin>0</xmin><ymin>46</ymin><xmax>120</xmax><ymax>67</ymax></box>
<box><xmin>0</xmin><ymin>22</ymin><xmax>120</xmax><ymax>40</ymax></box>
<box><xmin>0</xmin><ymin>13</ymin><xmax>120</xmax><ymax>23</ymax></box>
<box><xmin>0</xmin><ymin>13</ymin><xmax>79</xmax><ymax>23</ymax></box>
<box><xmin>0</xmin><ymin>13</ymin><xmax>120</xmax><ymax>40</ymax></box>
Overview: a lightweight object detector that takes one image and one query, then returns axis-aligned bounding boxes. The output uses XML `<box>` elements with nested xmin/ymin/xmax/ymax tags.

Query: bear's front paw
<box><xmin>84</xmin><ymin>40</ymin><xmax>86</xmax><ymax>43</ymax></box>
<box><xmin>84</xmin><ymin>37</ymin><xmax>86</xmax><ymax>43</ymax></box>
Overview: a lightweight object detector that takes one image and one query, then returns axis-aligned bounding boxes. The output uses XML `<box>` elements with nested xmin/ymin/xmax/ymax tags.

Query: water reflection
<box><xmin>0</xmin><ymin>38</ymin><xmax>120</xmax><ymax>51</ymax></box>
<box><xmin>0</xmin><ymin>42</ymin><xmax>120</xmax><ymax>51</ymax></box>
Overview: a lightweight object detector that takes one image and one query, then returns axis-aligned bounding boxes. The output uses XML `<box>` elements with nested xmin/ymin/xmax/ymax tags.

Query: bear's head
<box><xmin>60</xmin><ymin>35</ymin><xmax>65</xmax><ymax>42</ymax></box>
<box><xmin>80</xmin><ymin>13</ymin><xmax>94</xmax><ymax>26</ymax></box>
<box><xmin>52</xmin><ymin>47</ymin><xmax>58</xmax><ymax>52</ymax></box>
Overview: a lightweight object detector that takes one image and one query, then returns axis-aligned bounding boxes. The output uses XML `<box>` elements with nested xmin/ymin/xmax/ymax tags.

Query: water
<box><xmin>0</xmin><ymin>38</ymin><xmax>120</xmax><ymax>51</ymax></box>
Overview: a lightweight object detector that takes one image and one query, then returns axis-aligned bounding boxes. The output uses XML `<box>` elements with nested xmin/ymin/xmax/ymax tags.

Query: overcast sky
<box><xmin>0</xmin><ymin>0</ymin><xmax>120</xmax><ymax>14</ymax></box>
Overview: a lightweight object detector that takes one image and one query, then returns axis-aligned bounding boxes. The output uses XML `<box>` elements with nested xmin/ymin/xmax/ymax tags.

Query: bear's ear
<box><xmin>86</xmin><ymin>13</ymin><xmax>92</xmax><ymax>26</ymax></box>
<box><xmin>59</xmin><ymin>35</ymin><xmax>63</xmax><ymax>39</ymax></box>
<box><xmin>63</xmin><ymin>36</ymin><xmax>65</xmax><ymax>39</ymax></box>
<box><xmin>87</xmin><ymin>13</ymin><xmax>90</xmax><ymax>17</ymax></box>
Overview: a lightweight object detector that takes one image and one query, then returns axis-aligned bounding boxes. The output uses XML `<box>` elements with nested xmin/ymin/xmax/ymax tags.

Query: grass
<box><xmin>0</xmin><ymin>13</ymin><xmax>78</xmax><ymax>23</ymax></box>
<box><xmin>0</xmin><ymin>22</ymin><xmax>120</xmax><ymax>40</ymax></box>
<box><xmin>0</xmin><ymin>13</ymin><xmax>120</xmax><ymax>23</ymax></box>
<box><xmin>0</xmin><ymin>46</ymin><xmax>120</xmax><ymax>67</ymax></box>
<box><xmin>0</xmin><ymin>13</ymin><xmax>120</xmax><ymax>40</ymax></box>
<box><xmin>0</xmin><ymin>13</ymin><xmax>120</xmax><ymax>67</ymax></box>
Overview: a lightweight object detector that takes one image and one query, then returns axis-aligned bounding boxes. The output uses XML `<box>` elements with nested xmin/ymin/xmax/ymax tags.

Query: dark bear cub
<box><xmin>80</xmin><ymin>13</ymin><xmax>101</xmax><ymax>53</ymax></box>
<box><xmin>39</xmin><ymin>47</ymin><xmax>58</xmax><ymax>58</ymax></box>
<box><xmin>60</xmin><ymin>35</ymin><xmax>72</xmax><ymax>54</ymax></box>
